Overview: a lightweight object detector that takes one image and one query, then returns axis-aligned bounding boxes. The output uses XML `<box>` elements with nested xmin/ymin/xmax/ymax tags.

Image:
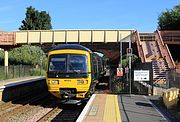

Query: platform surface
<box><xmin>0</xmin><ymin>76</ymin><xmax>45</xmax><ymax>87</ymax></box>
<box><xmin>77</xmin><ymin>94</ymin><xmax>168</xmax><ymax>122</ymax></box>
<box><xmin>118</xmin><ymin>94</ymin><xmax>167</xmax><ymax>122</ymax></box>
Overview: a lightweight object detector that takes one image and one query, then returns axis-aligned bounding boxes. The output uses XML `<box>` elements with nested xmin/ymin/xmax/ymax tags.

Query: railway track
<box><xmin>0</xmin><ymin>91</ymin><xmax>54</xmax><ymax>121</ymax></box>
<box><xmin>38</xmin><ymin>104</ymin><xmax>85</xmax><ymax>122</ymax></box>
<box><xmin>0</xmin><ymin>75</ymin><xmax>110</xmax><ymax>121</ymax></box>
<box><xmin>0</xmin><ymin>91</ymin><xmax>86</xmax><ymax>122</ymax></box>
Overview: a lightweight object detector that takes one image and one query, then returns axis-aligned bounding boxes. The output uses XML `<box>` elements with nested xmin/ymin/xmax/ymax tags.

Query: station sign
<box><xmin>134</xmin><ymin>70</ymin><xmax>149</xmax><ymax>81</ymax></box>
<box><xmin>127</xmin><ymin>48</ymin><xmax>132</xmax><ymax>56</ymax></box>
<box><xmin>117</xmin><ymin>68</ymin><xmax>123</xmax><ymax>77</ymax></box>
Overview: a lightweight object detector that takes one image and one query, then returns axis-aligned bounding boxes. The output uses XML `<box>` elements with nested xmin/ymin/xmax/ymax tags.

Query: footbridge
<box><xmin>134</xmin><ymin>30</ymin><xmax>180</xmax><ymax>88</ymax></box>
<box><xmin>0</xmin><ymin>29</ymin><xmax>134</xmax><ymax>67</ymax></box>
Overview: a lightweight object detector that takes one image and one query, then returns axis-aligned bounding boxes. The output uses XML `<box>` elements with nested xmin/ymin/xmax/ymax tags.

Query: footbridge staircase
<box><xmin>134</xmin><ymin>30</ymin><xmax>175</xmax><ymax>87</ymax></box>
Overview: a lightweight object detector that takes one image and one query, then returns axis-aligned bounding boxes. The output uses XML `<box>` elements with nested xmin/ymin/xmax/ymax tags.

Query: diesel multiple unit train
<box><xmin>46</xmin><ymin>44</ymin><xmax>105</xmax><ymax>100</ymax></box>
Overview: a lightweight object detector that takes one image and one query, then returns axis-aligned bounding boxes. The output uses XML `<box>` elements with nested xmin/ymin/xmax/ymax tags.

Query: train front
<box><xmin>46</xmin><ymin>48</ymin><xmax>92</xmax><ymax>100</ymax></box>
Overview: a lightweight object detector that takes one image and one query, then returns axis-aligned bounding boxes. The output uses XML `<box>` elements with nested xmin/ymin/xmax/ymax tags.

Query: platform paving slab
<box><xmin>118</xmin><ymin>94</ymin><xmax>168</xmax><ymax>122</ymax></box>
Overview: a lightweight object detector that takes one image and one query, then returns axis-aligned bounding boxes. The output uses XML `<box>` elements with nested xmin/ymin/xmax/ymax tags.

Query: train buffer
<box><xmin>77</xmin><ymin>94</ymin><xmax>169</xmax><ymax>122</ymax></box>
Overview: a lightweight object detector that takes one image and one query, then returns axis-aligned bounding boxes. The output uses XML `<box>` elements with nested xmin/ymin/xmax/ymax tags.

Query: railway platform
<box><xmin>77</xmin><ymin>94</ymin><xmax>168</xmax><ymax>122</ymax></box>
<box><xmin>0</xmin><ymin>76</ymin><xmax>45</xmax><ymax>87</ymax></box>
<box><xmin>0</xmin><ymin>76</ymin><xmax>46</xmax><ymax>101</ymax></box>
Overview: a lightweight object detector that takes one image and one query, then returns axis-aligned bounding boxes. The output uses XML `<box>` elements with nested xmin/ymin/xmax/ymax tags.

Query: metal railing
<box><xmin>0</xmin><ymin>65</ymin><xmax>46</xmax><ymax>80</ymax></box>
<box><xmin>133</xmin><ymin>31</ymin><xmax>146</xmax><ymax>63</ymax></box>
<box><xmin>155</xmin><ymin>30</ymin><xmax>175</xmax><ymax>69</ymax></box>
<box><xmin>161</xmin><ymin>31</ymin><xmax>180</xmax><ymax>42</ymax></box>
<box><xmin>0</xmin><ymin>32</ymin><xmax>15</xmax><ymax>45</ymax></box>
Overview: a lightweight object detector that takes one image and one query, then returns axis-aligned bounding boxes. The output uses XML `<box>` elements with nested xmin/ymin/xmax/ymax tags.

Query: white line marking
<box><xmin>0</xmin><ymin>86</ymin><xmax>5</xmax><ymax>89</ymax></box>
<box><xmin>76</xmin><ymin>94</ymin><xmax>96</xmax><ymax>122</ymax></box>
<box><xmin>144</xmin><ymin>96</ymin><xmax>170</xmax><ymax>122</ymax></box>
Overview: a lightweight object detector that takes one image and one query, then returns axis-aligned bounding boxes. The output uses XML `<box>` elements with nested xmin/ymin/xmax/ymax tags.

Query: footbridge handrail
<box><xmin>0</xmin><ymin>32</ymin><xmax>15</xmax><ymax>45</ymax></box>
<box><xmin>155</xmin><ymin>30</ymin><xmax>175</xmax><ymax>69</ymax></box>
<box><xmin>133</xmin><ymin>31</ymin><xmax>146</xmax><ymax>63</ymax></box>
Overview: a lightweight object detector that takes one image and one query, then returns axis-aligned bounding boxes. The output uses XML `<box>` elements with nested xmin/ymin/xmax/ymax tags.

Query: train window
<box><xmin>68</xmin><ymin>55</ymin><xmax>88</xmax><ymax>73</ymax></box>
<box><xmin>49</xmin><ymin>55</ymin><xmax>66</xmax><ymax>72</ymax></box>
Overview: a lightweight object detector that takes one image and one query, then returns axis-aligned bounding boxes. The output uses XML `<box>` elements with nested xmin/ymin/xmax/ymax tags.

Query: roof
<box><xmin>51</xmin><ymin>44</ymin><xmax>92</xmax><ymax>53</ymax></box>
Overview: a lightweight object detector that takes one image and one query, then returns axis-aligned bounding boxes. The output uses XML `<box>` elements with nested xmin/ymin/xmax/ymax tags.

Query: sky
<box><xmin>0</xmin><ymin>0</ymin><xmax>179</xmax><ymax>32</ymax></box>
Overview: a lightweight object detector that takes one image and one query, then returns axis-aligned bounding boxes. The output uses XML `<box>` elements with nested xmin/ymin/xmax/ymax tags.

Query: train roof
<box><xmin>51</xmin><ymin>44</ymin><xmax>92</xmax><ymax>53</ymax></box>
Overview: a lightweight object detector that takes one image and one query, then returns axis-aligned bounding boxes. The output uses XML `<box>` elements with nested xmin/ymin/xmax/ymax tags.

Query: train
<box><xmin>46</xmin><ymin>44</ymin><xmax>105</xmax><ymax>100</ymax></box>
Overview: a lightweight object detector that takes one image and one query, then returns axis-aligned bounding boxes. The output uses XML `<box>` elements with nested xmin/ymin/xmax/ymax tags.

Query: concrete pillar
<box><xmin>4</xmin><ymin>50</ymin><xmax>8</xmax><ymax>67</ymax></box>
<box><xmin>4</xmin><ymin>50</ymin><xmax>8</xmax><ymax>76</ymax></box>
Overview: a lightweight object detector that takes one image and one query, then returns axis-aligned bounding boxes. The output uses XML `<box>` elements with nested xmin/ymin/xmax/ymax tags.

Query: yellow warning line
<box><xmin>115</xmin><ymin>95</ymin><xmax>121</xmax><ymax>122</ymax></box>
<box><xmin>103</xmin><ymin>95</ymin><xmax>121</xmax><ymax>122</ymax></box>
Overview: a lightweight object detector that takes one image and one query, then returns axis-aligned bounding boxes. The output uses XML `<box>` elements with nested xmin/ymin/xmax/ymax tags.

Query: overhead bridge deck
<box><xmin>0</xmin><ymin>30</ymin><xmax>133</xmax><ymax>46</ymax></box>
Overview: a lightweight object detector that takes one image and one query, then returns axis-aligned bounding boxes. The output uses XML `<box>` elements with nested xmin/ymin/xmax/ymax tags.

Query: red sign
<box><xmin>117</xmin><ymin>68</ymin><xmax>123</xmax><ymax>76</ymax></box>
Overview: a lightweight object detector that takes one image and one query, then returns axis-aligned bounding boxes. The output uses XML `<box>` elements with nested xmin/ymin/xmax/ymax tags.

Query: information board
<box><xmin>134</xmin><ymin>70</ymin><xmax>149</xmax><ymax>81</ymax></box>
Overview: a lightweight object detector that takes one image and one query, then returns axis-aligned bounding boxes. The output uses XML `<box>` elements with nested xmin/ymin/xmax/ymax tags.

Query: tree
<box><xmin>158</xmin><ymin>5</ymin><xmax>180</xmax><ymax>30</ymax></box>
<box><xmin>9</xmin><ymin>45</ymin><xmax>47</xmax><ymax>66</ymax></box>
<box><xmin>19</xmin><ymin>6</ymin><xmax>52</xmax><ymax>30</ymax></box>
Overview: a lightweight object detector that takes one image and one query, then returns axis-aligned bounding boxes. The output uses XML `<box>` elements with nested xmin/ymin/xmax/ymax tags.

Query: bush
<box><xmin>29</xmin><ymin>68</ymin><xmax>46</xmax><ymax>76</ymax></box>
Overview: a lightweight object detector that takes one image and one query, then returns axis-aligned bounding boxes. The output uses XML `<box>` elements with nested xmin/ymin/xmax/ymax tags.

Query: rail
<box><xmin>161</xmin><ymin>31</ymin><xmax>180</xmax><ymax>42</ymax></box>
<box><xmin>133</xmin><ymin>31</ymin><xmax>146</xmax><ymax>63</ymax></box>
<box><xmin>155</xmin><ymin>30</ymin><xmax>175</xmax><ymax>69</ymax></box>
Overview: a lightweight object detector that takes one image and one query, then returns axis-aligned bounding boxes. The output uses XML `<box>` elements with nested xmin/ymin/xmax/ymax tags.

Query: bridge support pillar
<box><xmin>4</xmin><ymin>50</ymin><xmax>8</xmax><ymax>75</ymax></box>
<box><xmin>4</xmin><ymin>50</ymin><xmax>8</xmax><ymax>67</ymax></box>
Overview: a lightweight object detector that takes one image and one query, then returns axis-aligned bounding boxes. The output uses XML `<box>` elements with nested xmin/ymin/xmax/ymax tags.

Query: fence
<box><xmin>0</xmin><ymin>65</ymin><xmax>46</xmax><ymax>80</ymax></box>
<box><xmin>166</xmin><ymin>69</ymin><xmax>180</xmax><ymax>88</ymax></box>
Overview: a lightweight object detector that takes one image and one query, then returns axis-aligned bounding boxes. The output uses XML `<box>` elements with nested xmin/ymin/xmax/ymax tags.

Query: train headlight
<box><xmin>51</xmin><ymin>80</ymin><xmax>59</xmax><ymax>84</ymax></box>
<box><xmin>77</xmin><ymin>80</ymin><xmax>88</xmax><ymax>84</ymax></box>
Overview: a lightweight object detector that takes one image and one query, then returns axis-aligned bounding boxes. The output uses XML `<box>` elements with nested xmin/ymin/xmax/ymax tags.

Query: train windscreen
<box><xmin>48</xmin><ymin>54</ymin><xmax>88</xmax><ymax>78</ymax></box>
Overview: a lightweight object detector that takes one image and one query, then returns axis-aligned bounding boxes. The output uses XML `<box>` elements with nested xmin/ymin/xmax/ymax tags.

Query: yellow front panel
<box><xmin>47</xmin><ymin>78</ymin><xmax>90</xmax><ymax>91</ymax></box>
<box><xmin>47</xmin><ymin>49</ymin><xmax>92</xmax><ymax>98</ymax></box>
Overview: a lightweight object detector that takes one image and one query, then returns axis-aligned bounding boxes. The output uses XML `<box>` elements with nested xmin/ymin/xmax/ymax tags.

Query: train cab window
<box><xmin>68</xmin><ymin>55</ymin><xmax>88</xmax><ymax>73</ymax></box>
<box><xmin>49</xmin><ymin>55</ymin><xmax>66</xmax><ymax>72</ymax></box>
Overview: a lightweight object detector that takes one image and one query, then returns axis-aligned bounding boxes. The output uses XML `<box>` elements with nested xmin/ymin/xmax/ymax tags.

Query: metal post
<box><xmin>129</xmin><ymin>32</ymin><xmax>132</xmax><ymax>95</ymax></box>
<box><xmin>120</xmin><ymin>34</ymin><xmax>122</xmax><ymax>67</ymax></box>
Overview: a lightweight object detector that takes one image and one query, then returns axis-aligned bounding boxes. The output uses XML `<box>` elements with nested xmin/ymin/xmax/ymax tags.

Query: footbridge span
<box><xmin>0</xmin><ymin>29</ymin><xmax>134</xmax><ymax>66</ymax></box>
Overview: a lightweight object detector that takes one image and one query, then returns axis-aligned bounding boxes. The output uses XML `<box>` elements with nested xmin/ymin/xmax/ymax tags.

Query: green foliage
<box><xmin>19</xmin><ymin>6</ymin><xmax>52</xmax><ymax>30</ymax></box>
<box><xmin>158</xmin><ymin>5</ymin><xmax>180</xmax><ymax>30</ymax></box>
<box><xmin>8</xmin><ymin>45</ymin><xmax>47</xmax><ymax>66</ymax></box>
<box><xmin>29</xmin><ymin>68</ymin><xmax>46</xmax><ymax>76</ymax></box>
<box><xmin>0</xmin><ymin>50</ymin><xmax>4</xmax><ymax>65</ymax></box>
<box><xmin>121</xmin><ymin>54</ymin><xmax>138</xmax><ymax>68</ymax></box>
